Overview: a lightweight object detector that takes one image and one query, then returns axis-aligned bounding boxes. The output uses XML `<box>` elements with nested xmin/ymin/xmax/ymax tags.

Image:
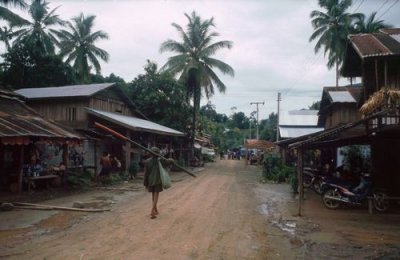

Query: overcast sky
<box><xmin>8</xmin><ymin>0</ymin><xmax>400</xmax><ymax>119</ymax></box>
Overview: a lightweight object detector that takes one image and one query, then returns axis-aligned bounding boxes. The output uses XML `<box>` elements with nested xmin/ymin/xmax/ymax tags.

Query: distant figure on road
<box><xmin>144</xmin><ymin>147</ymin><xmax>174</xmax><ymax>219</ymax></box>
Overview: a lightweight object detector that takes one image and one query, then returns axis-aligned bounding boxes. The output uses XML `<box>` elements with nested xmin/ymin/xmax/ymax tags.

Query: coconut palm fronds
<box><xmin>360</xmin><ymin>88</ymin><xmax>400</xmax><ymax>115</ymax></box>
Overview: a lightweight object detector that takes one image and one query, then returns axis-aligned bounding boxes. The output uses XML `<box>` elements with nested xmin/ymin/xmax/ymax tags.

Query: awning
<box><xmin>0</xmin><ymin>90</ymin><xmax>81</xmax><ymax>145</ymax></box>
<box><xmin>288</xmin><ymin>109</ymin><xmax>392</xmax><ymax>150</ymax></box>
<box><xmin>279</xmin><ymin>126</ymin><xmax>324</xmax><ymax>139</ymax></box>
<box><xmin>86</xmin><ymin>108</ymin><xmax>184</xmax><ymax>137</ymax></box>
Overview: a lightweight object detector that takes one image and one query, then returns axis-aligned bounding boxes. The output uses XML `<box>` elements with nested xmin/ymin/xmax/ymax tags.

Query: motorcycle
<box><xmin>303</xmin><ymin>167</ymin><xmax>326</xmax><ymax>194</ymax></box>
<box><xmin>321</xmin><ymin>174</ymin><xmax>389</xmax><ymax>212</ymax></box>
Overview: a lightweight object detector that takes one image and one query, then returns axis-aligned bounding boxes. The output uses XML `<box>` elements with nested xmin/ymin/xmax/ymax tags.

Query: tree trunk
<box><xmin>336</xmin><ymin>56</ymin><xmax>339</xmax><ymax>87</ymax></box>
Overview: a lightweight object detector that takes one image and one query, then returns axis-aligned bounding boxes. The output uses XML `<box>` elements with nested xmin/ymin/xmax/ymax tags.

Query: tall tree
<box><xmin>12</xmin><ymin>0</ymin><xmax>64</xmax><ymax>54</ymax></box>
<box><xmin>160</xmin><ymin>11</ymin><xmax>234</xmax><ymax>153</ymax></box>
<box><xmin>1</xmin><ymin>40</ymin><xmax>77</xmax><ymax>88</ymax></box>
<box><xmin>352</xmin><ymin>12</ymin><xmax>392</xmax><ymax>33</ymax></box>
<box><xmin>309</xmin><ymin>0</ymin><xmax>362</xmax><ymax>87</ymax></box>
<box><xmin>0</xmin><ymin>24</ymin><xmax>20</xmax><ymax>50</ymax></box>
<box><xmin>129</xmin><ymin>61</ymin><xmax>191</xmax><ymax>132</ymax></box>
<box><xmin>56</xmin><ymin>13</ymin><xmax>109</xmax><ymax>83</ymax></box>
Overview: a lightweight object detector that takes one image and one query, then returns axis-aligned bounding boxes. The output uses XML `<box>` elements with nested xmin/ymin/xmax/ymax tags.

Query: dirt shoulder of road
<box><xmin>254</xmin><ymin>178</ymin><xmax>400</xmax><ymax>259</ymax></box>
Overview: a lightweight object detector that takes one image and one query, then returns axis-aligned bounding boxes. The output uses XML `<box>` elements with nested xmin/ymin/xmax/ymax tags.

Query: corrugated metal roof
<box><xmin>15</xmin><ymin>83</ymin><xmax>114</xmax><ymax>99</ymax></box>
<box><xmin>380</xmin><ymin>28</ymin><xmax>400</xmax><ymax>35</ymax></box>
<box><xmin>244</xmin><ymin>139</ymin><xmax>275</xmax><ymax>150</ymax></box>
<box><xmin>328</xmin><ymin>91</ymin><xmax>356</xmax><ymax>103</ymax></box>
<box><xmin>279</xmin><ymin>126</ymin><xmax>324</xmax><ymax>139</ymax></box>
<box><xmin>86</xmin><ymin>108</ymin><xmax>184</xmax><ymax>137</ymax></box>
<box><xmin>279</xmin><ymin>110</ymin><xmax>319</xmax><ymax>126</ymax></box>
<box><xmin>0</xmin><ymin>92</ymin><xmax>81</xmax><ymax>142</ymax></box>
<box><xmin>349</xmin><ymin>29</ymin><xmax>400</xmax><ymax>58</ymax></box>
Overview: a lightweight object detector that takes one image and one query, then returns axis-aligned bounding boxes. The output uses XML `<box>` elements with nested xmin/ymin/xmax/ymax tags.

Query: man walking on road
<box><xmin>144</xmin><ymin>147</ymin><xmax>173</xmax><ymax>219</ymax></box>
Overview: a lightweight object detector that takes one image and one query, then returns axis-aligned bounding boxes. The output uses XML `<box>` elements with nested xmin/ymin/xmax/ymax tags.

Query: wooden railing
<box><xmin>366</xmin><ymin>109</ymin><xmax>400</xmax><ymax>133</ymax></box>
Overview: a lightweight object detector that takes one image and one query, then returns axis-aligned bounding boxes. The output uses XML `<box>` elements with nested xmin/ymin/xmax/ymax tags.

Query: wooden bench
<box><xmin>25</xmin><ymin>175</ymin><xmax>59</xmax><ymax>192</ymax></box>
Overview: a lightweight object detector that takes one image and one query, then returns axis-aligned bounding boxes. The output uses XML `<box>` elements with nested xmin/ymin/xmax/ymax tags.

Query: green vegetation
<box><xmin>159</xmin><ymin>11</ymin><xmax>235</xmax><ymax>153</ymax></box>
<box><xmin>0</xmin><ymin>0</ymin><xmax>28</xmax><ymax>27</ymax></box>
<box><xmin>128</xmin><ymin>61</ymin><xmax>191</xmax><ymax>132</ymax></box>
<box><xmin>56</xmin><ymin>13</ymin><xmax>109</xmax><ymax>83</ymax></box>
<box><xmin>128</xmin><ymin>160</ymin><xmax>139</xmax><ymax>179</ymax></box>
<box><xmin>261</xmin><ymin>152</ymin><xmax>297</xmax><ymax>191</ymax></box>
<box><xmin>340</xmin><ymin>145</ymin><xmax>371</xmax><ymax>175</ymax></box>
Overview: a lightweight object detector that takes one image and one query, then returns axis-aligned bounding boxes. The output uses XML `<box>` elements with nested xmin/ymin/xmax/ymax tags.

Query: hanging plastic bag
<box><xmin>159</xmin><ymin>160</ymin><xmax>171</xmax><ymax>189</ymax></box>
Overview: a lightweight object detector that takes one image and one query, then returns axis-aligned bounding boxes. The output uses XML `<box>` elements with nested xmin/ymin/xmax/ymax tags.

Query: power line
<box><xmin>376</xmin><ymin>0</ymin><xmax>390</xmax><ymax>14</ymax></box>
<box><xmin>378</xmin><ymin>0</ymin><xmax>399</xmax><ymax>19</ymax></box>
<box><xmin>352</xmin><ymin>0</ymin><xmax>364</xmax><ymax>12</ymax></box>
<box><xmin>250</xmin><ymin>101</ymin><xmax>264</xmax><ymax>140</ymax></box>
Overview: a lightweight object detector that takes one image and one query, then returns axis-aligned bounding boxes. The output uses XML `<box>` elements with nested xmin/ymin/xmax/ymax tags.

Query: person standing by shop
<box><xmin>98</xmin><ymin>152</ymin><xmax>111</xmax><ymax>184</ymax></box>
<box><xmin>144</xmin><ymin>147</ymin><xmax>173</xmax><ymax>219</ymax></box>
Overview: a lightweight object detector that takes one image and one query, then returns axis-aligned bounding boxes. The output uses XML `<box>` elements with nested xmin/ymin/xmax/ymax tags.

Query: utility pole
<box><xmin>276</xmin><ymin>92</ymin><xmax>281</xmax><ymax>142</ymax></box>
<box><xmin>250</xmin><ymin>101</ymin><xmax>264</xmax><ymax>140</ymax></box>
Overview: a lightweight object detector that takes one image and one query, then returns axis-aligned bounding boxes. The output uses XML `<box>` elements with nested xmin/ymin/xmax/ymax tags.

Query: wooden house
<box><xmin>341</xmin><ymin>28</ymin><xmax>400</xmax><ymax>195</ymax></box>
<box><xmin>15</xmin><ymin>83</ymin><xmax>185</xmax><ymax>175</ymax></box>
<box><xmin>342</xmin><ymin>28</ymin><xmax>400</xmax><ymax>102</ymax></box>
<box><xmin>318</xmin><ymin>86</ymin><xmax>363</xmax><ymax>129</ymax></box>
<box><xmin>277</xmin><ymin>28</ymin><xmax>400</xmax><ymax>213</ymax></box>
<box><xmin>0</xmin><ymin>88</ymin><xmax>80</xmax><ymax>193</ymax></box>
<box><xmin>290</xmin><ymin>28</ymin><xmax>400</xmax><ymax>198</ymax></box>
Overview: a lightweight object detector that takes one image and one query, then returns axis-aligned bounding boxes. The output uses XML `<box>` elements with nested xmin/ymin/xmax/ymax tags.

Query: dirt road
<box><xmin>1</xmin><ymin>159</ymin><xmax>400</xmax><ymax>259</ymax></box>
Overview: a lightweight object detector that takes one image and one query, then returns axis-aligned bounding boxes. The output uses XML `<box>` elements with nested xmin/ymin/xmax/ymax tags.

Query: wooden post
<box><xmin>384</xmin><ymin>60</ymin><xmax>388</xmax><ymax>87</ymax></box>
<box><xmin>94</xmin><ymin>140</ymin><xmax>98</xmax><ymax>177</ymax></box>
<box><xmin>375</xmin><ymin>59</ymin><xmax>379</xmax><ymax>91</ymax></box>
<box><xmin>18</xmin><ymin>145</ymin><xmax>24</xmax><ymax>194</ymax></box>
<box><xmin>297</xmin><ymin>147</ymin><xmax>304</xmax><ymax>216</ymax></box>
<box><xmin>281</xmin><ymin>146</ymin><xmax>287</xmax><ymax>165</ymax></box>
<box><xmin>62</xmin><ymin>143</ymin><xmax>68</xmax><ymax>167</ymax></box>
<box><xmin>125</xmin><ymin>131</ymin><xmax>131</xmax><ymax>174</ymax></box>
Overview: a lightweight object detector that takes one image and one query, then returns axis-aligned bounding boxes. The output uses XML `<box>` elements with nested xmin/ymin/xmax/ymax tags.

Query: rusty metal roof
<box><xmin>244</xmin><ymin>139</ymin><xmax>276</xmax><ymax>150</ymax></box>
<box><xmin>15</xmin><ymin>83</ymin><xmax>114</xmax><ymax>99</ymax></box>
<box><xmin>349</xmin><ymin>28</ymin><xmax>400</xmax><ymax>58</ymax></box>
<box><xmin>0</xmin><ymin>90</ymin><xmax>80</xmax><ymax>144</ymax></box>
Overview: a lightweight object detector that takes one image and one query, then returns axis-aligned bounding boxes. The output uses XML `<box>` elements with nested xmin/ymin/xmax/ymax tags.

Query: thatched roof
<box><xmin>360</xmin><ymin>88</ymin><xmax>400</xmax><ymax>115</ymax></box>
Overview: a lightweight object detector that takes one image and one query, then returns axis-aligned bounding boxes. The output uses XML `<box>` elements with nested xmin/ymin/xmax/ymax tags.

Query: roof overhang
<box><xmin>0</xmin><ymin>94</ymin><xmax>81</xmax><ymax>145</ymax></box>
<box><xmin>288</xmin><ymin>109</ymin><xmax>393</xmax><ymax>150</ymax></box>
<box><xmin>279</xmin><ymin>126</ymin><xmax>324</xmax><ymax>139</ymax></box>
<box><xmin>86</xmin><ymin>108</ymin><xmax>184</xmax><ymax>137</ymax></box>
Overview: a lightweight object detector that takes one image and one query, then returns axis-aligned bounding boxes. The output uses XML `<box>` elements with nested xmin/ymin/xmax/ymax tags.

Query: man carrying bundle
<box><xmin>144</xmin><ymin>147</ymin><xmax>174</xmax><ymax>219</ymax></box>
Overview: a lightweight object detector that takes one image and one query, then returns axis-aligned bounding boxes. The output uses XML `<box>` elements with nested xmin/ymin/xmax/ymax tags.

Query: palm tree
<box><xmin>56</xmin><ymin>13</ymin><xmax>109</xmax><ymax>83</ymax></box>
<box><xmin>0</xmin><ymin>23</ymin><xmax>24</xmax><ymax>50</ymax></box>
<box><xmin>352</xmin><ymin>12</ymin><xmax>392</xmax><ymax>33</ymax></box>
<box><xmin>13</xmin><ymin>0</ymin><xmax>64</xmax><ymax>54</ymax></box>
<box><xmin>160</xmin><ymin>11</ymin><xmax>234</xmax><ymax>154</ymax></box>
<box><xmin>0</xmin><ymin>0</ymin><xmax>28</xmax><ymax>25</ymax></box>
<box><xmin>309</xmin><ymin>0</ymin><xmax>362</xmax><ymax>87</ymax></box>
